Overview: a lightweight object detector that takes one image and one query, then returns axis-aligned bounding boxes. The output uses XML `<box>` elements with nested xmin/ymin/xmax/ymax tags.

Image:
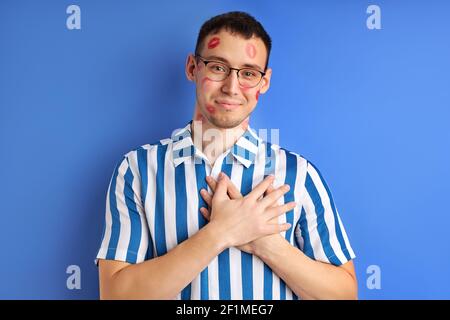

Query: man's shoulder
<box><xmin>121</xmin><ymin>123</ymin><xmax>192</xmax><ymax>160</ymax></box>
<box><xmin>122</xmin><ymin>136</ymin><xmax>174</xmax><ymax>159</ymax></box>
<box><xmin>263</xmin><ymin>142</ymin><xmax>329</xmax><ymax>187</ymax></box>
<box><xmin>275</xmin><ymin>145</ymin><xmax>330</xmax><ymax>179</ymax></box>
<box><xmin>262</xmin><ymin>141</ymin><xmax>310</xmax><ymax>168</ymax></box>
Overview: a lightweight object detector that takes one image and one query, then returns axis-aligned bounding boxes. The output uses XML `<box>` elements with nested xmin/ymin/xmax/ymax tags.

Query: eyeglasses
<box><xmin>195</xmin><ymin>54</ymin><xmax>266</xmax><ymax>88</ymax></box>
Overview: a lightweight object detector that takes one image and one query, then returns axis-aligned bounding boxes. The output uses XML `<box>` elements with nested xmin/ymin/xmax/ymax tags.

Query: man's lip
<box><xmin>215</xmin><ymin>100</ymin><xmax>242</xmax><ymax>110</ymax></box>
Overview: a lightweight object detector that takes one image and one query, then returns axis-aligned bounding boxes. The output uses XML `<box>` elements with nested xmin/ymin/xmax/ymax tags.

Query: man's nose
<box><xmin>221</xmin><ymin>70</ymin><xmax>241</xmax><ymax>95</ymax></box>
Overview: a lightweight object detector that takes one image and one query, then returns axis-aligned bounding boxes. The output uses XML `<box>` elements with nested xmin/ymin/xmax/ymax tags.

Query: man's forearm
<box><xmin>105</xmin><ymin>222</ymin><xmax>227</xmax><ymax>299</ymax></box>
<box><xmin>254</xmin><ymin>237</ymin><xmax>357</xmax><ymax>300</ymax></box>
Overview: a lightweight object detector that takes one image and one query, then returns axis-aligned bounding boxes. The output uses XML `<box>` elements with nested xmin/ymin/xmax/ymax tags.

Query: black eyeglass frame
<box><xmin>194</xmin><ymin>54</ymin><xmax>266</xmax><ymax>88</ymax></box>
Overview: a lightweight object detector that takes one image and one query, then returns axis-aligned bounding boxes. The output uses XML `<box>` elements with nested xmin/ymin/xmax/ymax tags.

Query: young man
<box><xmin>96</xmin><ymin>11</ymin><xmax>357</xmax><ymax>300</ymax></box>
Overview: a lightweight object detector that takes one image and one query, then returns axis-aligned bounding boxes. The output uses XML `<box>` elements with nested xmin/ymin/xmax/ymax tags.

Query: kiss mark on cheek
<box><xmin>207</xmin><ymin>37</ymin><xmax>220</xmax><ymax>49</ymax></box>
<box><xmin>240</xmin><ymin>85</ymin><xmax>250</xmax><ymax>92</ymax></box>
<box><xmin>206</xmin><ymin>104</ymin><xmax>215</xmax><ymax>114</ymax></box>
<box><xmin>246</xmin><ymin>44</ymin><xmax>257</xmax><ymax>59</ymax></box>
<box><xmin>201</xmin><ymin>77</ymin><xmax>212</xmax><ymax>87</ymax></box>
<box><xmin>255</xmin><ymin>90</ymin><xmax>260</xmax><ymax>101</ymax></box>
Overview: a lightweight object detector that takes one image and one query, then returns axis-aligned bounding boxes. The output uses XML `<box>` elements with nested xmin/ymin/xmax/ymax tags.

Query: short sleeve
<box><xmin>95</xmin><ymin>154</ymin><xmax>151</xmax><ymax>265</ymax></box>
<box><xmin>295</xmin><ymin>161</ymin><xmax>356</xmax><ymax>266</ymax></box>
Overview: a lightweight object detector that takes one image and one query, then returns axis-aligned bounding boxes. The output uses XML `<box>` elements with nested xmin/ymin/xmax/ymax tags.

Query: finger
<box><xmin>207</xmin><ymin>174</ymin><xmax>242</xmax><ymax>200</ymax></box>
<box><xmin>259</xmin><ymin>184</ymin><xmax>290</xmax><ymax>208</ymax></box>
<box><xmin>206</xmin><ymin>176</ymin><xmax>217</xmax><ymax>192</ymax></box>
<box><xmin>227</xmin><ymin>178</ymin><xmax>243</xmax><ymax>199</ymax></box>
<box><xmin>220</xmin><ymin>173</ymin><xmax>242</xmax><ymax>199</ymax></box>
<box><xmin>213</xmin><ymin>173</ymin><xmax>229</xmax><ymax>201</ymax></box>
<box><xmin>264</xmin><ymin>184</ymin><xmax>276</xmax><ymax>201</ymax></box>
<box><xmin>265</xmin><ymin>183</ymin><xmax>275</xmax><ymax>195</ymax></box>
<box><xmin>200</xmin><ymin>189</ymin><xmax>212</xmax><ymax>207</ymax></box>
<box><xmin>264</xmin><ymin>201</ymin><xmax>297</xmax><ymax>220</ymax></box>
<box><xmin>206</xmin><ymin>173</ymin><xmax>229</xmax><ymax>193</ymax></box>
<box><xmin>266</xmin><ymin>223</ymin><xmax>292</xmax><ymax>235</ymax></box>
<box><xmin>246</xmin><ymin>175</ymin><xmax>275</xmax><ymax>202</ymax></box>
<box><xmin>268</xmin><ymin>216</ymin><xmax>279</xmax><ymax>224</ymax></box>
<box><xmin>200</xmin><ymin>207</ymin><xmax>211</xmax><ymax>221</ymax></box>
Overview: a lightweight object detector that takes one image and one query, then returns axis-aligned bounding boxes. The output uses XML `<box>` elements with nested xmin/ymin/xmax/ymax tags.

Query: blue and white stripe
<box><xmin>96</xmin><ymin>121</ymin><xmax>356</xmax><ymax>299</ymax></box>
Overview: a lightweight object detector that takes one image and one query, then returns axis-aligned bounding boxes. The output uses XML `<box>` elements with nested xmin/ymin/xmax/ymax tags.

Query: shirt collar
<box><xmin>172</xmin><ymin>121</ymin><xmax>261</xmax><ymax>168</ymax></box>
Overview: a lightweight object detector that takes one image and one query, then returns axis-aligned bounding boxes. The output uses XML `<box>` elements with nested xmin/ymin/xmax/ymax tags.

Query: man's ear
<box><xmin>185</xmin><ymin>54</ymin><xmax>197</xmax><ymax>82</ymax></box>
<box><xmin>259</xmin><ymin>67</ymin><xmax>272</xmax><ymax>94</ymax></box>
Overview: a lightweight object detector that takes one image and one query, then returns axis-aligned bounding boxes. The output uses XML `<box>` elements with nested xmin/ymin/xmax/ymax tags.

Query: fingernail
<box><xmin>218</xmin><ymin>172</ymin><xmax>223</xmax><ymax>180</ymax></box>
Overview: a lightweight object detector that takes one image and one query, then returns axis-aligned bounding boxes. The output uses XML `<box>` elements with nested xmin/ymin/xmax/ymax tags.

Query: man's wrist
<box><xmin>253</xmin><ymin>235</ymin><xmax>286</xmax><ymax>261</ymax></box>
<box><xmin>202</xmin><ymin>220</ymin><xmax>231</xmax><ymax>252</ymax></box>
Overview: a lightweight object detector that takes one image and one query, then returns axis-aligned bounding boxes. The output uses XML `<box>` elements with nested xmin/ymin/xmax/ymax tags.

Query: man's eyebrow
<box><xmin>204</xmin><ymin>55</ymin><xmax>264</xmax><ymax>71</ymax></box>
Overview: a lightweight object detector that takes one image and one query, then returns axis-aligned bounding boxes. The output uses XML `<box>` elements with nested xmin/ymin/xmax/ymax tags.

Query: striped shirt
<box><xmin>96</xmin><ymin>121</ymin><xmax>356</xmax><ymax>300</ymax></box>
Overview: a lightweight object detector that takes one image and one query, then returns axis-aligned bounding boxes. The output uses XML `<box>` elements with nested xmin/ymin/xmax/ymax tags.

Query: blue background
<box><xmin>1</xmin><ymin>0</ymin><xmax>449</xmax><ymax>299</ymax></box>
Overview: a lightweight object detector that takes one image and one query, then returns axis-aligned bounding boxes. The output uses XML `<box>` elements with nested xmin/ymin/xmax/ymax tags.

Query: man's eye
<box><xmin>244</xmin><ymin>71</ymin><xmax>257</xmax><ymax>78</ymax></box>
<box><xmin>212</xmin><ymin>65</ymin><xmax>226</xmax><ymax>72</ymax></box>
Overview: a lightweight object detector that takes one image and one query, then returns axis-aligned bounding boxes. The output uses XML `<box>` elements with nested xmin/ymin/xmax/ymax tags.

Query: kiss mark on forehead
<box><xmin>207</xmin><ymin>37</ymin><xmax>220</xmax><ymax>49</ymax></box>
<box><xmin>246</xmin><ymin>43</ymin><xmax>257</xmax><ymax>59</ymax></box>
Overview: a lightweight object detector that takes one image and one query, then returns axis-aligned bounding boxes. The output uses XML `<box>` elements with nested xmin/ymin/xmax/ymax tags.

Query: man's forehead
<box><xmin>202</xmin><ymin>30</ymin><xmax>267</xmax><ymax>69</ymax></box>
<box><xmin>206</xmin><ymin>29</ymin><xmax>264</xmax><ymax>47</ymax></box>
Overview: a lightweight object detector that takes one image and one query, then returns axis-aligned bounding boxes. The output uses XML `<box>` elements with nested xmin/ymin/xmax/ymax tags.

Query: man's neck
<box><xmin>191</xmin><ymin>118</ymin><xmax>248</xmax><ymax>166</ymax></box>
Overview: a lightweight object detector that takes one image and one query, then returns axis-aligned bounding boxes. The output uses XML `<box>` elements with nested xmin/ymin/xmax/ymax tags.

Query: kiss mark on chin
<box><xmin>246</xmin><ymin>43</ymin><xmax>257</xmax><ymax>59</ymax></box>
<box><xmin>206</xmin><ymin>105</ymin><xmax>215</xmax><ymax>113</ymax></box>
<box><xmin>207</xmin><ymin>37</ymin><xmax>220</xmax><ymax>49</ymax></box>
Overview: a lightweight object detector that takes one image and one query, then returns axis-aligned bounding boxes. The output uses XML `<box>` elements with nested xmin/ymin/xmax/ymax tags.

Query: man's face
<box><xmin>186</xmin><ymin>29</ymin><xmax>272</xmax><ymax>129</ymax></box>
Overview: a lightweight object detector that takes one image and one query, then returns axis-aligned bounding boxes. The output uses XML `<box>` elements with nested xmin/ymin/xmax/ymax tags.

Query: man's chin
<box><xmin>208</xmin><ymin>115</ymin><xmax>247</xmax><ymax>130</ymax></box>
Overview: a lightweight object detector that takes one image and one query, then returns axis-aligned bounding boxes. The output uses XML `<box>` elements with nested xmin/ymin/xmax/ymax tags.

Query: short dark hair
<box><xmin>195</xmin><ymin>11</ymin><xmax>272</xmax><ymax>70</ymax></box>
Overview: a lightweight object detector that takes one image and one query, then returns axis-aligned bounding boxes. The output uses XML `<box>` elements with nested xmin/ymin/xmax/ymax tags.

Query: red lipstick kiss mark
<box><xmin>206</xmin><ymin>105</ymin><xmax>215</xmax><ymax>114</ymax></box>
<box><xmin>255</xmin><ymin>90</ymin><xmax>260</xmax><ymax>101</ymax></box>
<box><xmin>207</xmin><ymin>37</ymin><xmax>220</xmax><ymax>49</ymax></box>
<box><xmin>201</xmin><ymin>77</ymin><xmax>212</xmax><ymax>86</ymax></box>
<box><xmin>246</xmin><ymin>44</ymin><xmax>256</xmax><ymax>59</ymax></box>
